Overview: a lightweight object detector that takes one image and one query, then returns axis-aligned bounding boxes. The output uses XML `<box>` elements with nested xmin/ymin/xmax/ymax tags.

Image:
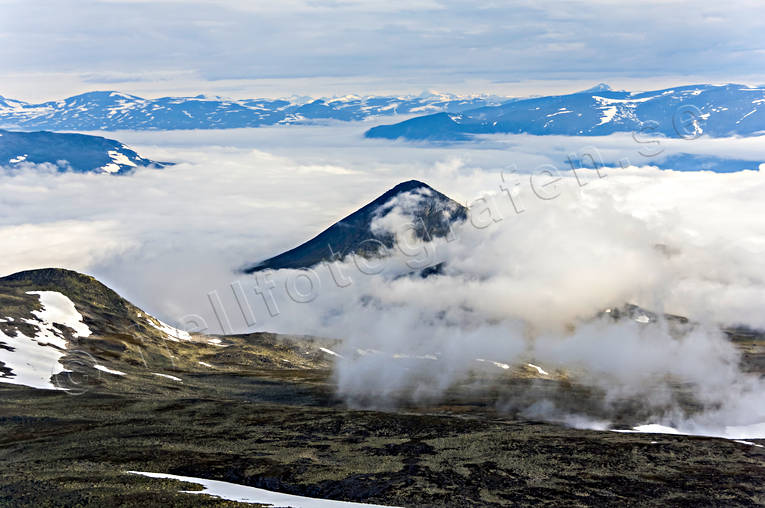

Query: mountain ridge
<box><xmin>365</xmin><ymin>83</ymin><xmax>765</xmax><ymax>140</ymax></box>
<box><xmin>0</xmin><ymin>267</ymin><xmax>339</xmax><ymax>393</ymax></box>
<box><xmin>0</xmin><ymin>91</ymin><xmax>510</xmax><ymax>131</ymax></box>
<box><xmin>0</xmin><ymin>129</ymin><xmax>166</xmax><ymax>174</ymax></box>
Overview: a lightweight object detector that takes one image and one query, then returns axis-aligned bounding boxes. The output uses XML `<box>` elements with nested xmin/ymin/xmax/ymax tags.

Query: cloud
<box><xmin>0</xmin><ymin>220</ymin><xmax>135</xmax><ymax>273</ymax></box>
<box><xmin>2</xmin><ymin>124</ymin><xmax>764</xmax><ymax>437</ymax></box>
<box><xmin>1</xmin><ymin>0</ymin><xmax>764</xmax><ymax>100</ymax></box>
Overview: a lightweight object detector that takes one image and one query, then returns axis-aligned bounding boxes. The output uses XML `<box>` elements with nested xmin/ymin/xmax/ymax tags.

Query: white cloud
<box><xmin>1</xmin><ymin>0</ymin><xmax>764</xmax><ymax>100</ymax></box>
<box><xmin>2</xmin><ymin>124</ymin><xmax>764</xmax><ymax>436</ymax></box>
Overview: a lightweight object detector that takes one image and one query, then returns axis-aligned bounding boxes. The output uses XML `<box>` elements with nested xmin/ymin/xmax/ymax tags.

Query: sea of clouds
<box><xmin>1</xmin><ymin>122</ymin><xmax>764</xmax><ymax>438</ymax></box>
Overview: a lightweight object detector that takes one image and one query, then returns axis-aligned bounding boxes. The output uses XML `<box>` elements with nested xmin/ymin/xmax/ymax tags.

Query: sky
<box><xmin>1</xmin><ymin>0</ymin><xmax>765</xmax><ymax>101</ymax></box>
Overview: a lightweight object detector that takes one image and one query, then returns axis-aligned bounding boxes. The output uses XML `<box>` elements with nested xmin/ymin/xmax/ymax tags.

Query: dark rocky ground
<box><xmin>1</xmin><ymin>350</ymin><xmax>764</xmax><ymax>507</ymax></box>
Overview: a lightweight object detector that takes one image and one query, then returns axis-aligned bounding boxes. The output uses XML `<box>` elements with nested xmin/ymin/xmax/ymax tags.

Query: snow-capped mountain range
<box><xmin>0</xmin><ymin>91</ymin><xmax>508</xmax><ymax>131</ymax></box>
<box><xmin>365</xmin><ymin>84</ymin><xmax>765</xmax><ymax>140</ymax></box>
<box><xmin>2</xmin><ymin>85</ymin><xmax>763</xmax><ymax>140</ymax></box>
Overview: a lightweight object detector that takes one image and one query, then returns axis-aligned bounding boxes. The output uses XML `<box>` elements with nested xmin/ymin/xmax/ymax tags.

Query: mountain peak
<box><xmin>580</xmin><ymin>83</ymin><xmax>613</xmax><ymax>93</ymax></box>
<box><xmin>243</xmin><ymin>180</ymin><xmax>466</xmax><ymax>273</ymax></box>
<box><xmin>3</xmin><ymin>267</ymin><xmax>99</xmax><ymax>286</ymax></box>
<box><xmin>0</xmin><ymin>267</ymin><xmax>188</xmax><ymax>342</ymax></box>
<box><xmin>375</xmin><ymin>179</ymin><xmax>434</xmax><ymax>201</ymax></box>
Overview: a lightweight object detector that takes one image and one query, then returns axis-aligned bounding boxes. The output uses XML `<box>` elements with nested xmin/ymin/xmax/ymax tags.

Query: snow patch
<box><xmin>527</xmin><ymin>363</ymin><xmax>549</xmax><ymax>376</ymax></box>
<box><xmin>99</xmin><ymin>163</ymin><xmax>122</xmax><ymax>174</ymax></box>
<box><xmin>597</xmin><ymin>106</ymin><xmax>618</xmax><ymax>125</ymax></box>
<box><xmin>127</xmin><ymin>471</ymin><xmax>399</xmax><ymax>507</ymax></box>
<box><xmin>94</xmin><ymin>364</ymin><xmax>126</xmax><ymax>376</ymax></box>
<box><xmin>146</xmin><ymin>317</ymin><xmax>191</xmax><ymax>342</ymax></box>
<box><xmin>737</xmin><ymin>109</ymin><xmax>757</xmax><ymax>124</ymax></box>
<box><xmin>152</xmin><ymin>373</ymin><xmax>182</xmax><ymax>382</ymax></box>
<box><xmin>593</xmin><ymin>95</ymin><xmax>656</xmax><ymax>105</ymax></box>
<box><xmin>612</xmin><ymin>421</ymin><xmax>765</xmax><ymax>440</ymax></box>
<box><xmin>546</xmin><ymin>108</ymin><xmax>573</xmax><ymax>118</ymax></box>
<box><xmin>319</xmin><ymin>347</ymin><xmax>343</xmax><ymax>358</ymax></box>
<box><xmin>476</xmin><ymin>358</ymin><xmax>510</xmax><ymax>370</ymax></box>
<box><xmin>108</xmin><ymin>149</ymin><xmax>137</xmax><ymax>168</ymax></box>
<box><xmin>733</xmin><ymin>440</ymin><xmax>765</xmax><ymax>448</ymax></box>
<box><xmin>0</xmin><ymin>291</ymin><xmax>90</xmax><ymax>390</ymax></box>
<box><xmin>28</xmin><ymin>291</ymin><xmax>92</xmax><ymax>338</ymax></box>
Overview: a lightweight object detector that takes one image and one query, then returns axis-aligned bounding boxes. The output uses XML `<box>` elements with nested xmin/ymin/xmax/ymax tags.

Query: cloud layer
<box><xmin>2</xmin><ymin>125</ymin><xmax>764</xmax><ymax>437</ymax></box>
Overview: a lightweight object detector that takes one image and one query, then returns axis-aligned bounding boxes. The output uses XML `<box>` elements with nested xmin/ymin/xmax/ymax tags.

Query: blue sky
<box><xmin>1</xmin><ymin>0</ymin><xmax>764</xmax><ymax>100</ymax></box>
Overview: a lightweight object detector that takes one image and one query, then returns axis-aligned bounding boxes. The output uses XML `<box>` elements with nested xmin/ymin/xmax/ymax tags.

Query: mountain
<box><xmin>0</xmin><ymin>268</ymin><xmax>336</xmax><ymax>393</ymax></box>
<box><xmin>0</xmin><ymin>268</ymin><xmax>191</xmax><ymax>390</ymax></box>
<box><xmin>0</xmin><ymin>129</ymin><xmax>166</xmax><ymax>174</ymax></box>
<box><xmin>579</xmin><ymin>83</ymin><xmax>614</xmax><ymax>93</ymax></box>
<box><xmin>647</xmin><ymin>153</ymin><xmax>763</xmax><ymax>173</ymax></box>
<box><xmin>243</xmin><ymin>180</ymin><xmax>467</xmax><ymax>273</ymax></box>
<box><xmin>0</xmin><ymin>91</ymin><xmax>509</xmax><ymax>131</ymax></box>
<box><xmin>570</xmin><ymin>151</ymin><xmax>764</xmax><ymax>174</ymax></box>
<box><xmin>365</xmin><ymin>84</ymin><xmax>765</xmax><ymax>141</ymax></box>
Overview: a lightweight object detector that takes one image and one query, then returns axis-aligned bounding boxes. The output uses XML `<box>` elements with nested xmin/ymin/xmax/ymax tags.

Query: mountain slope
<box><xmin>0</xmin><ymin>129</ymin><xmax>165</xmax><ymax>174</ymax></box>
<box><xmin>0</xmin><ymin>268</ymin><xmax>192</xmax><ymax>390</ymax></box>
<box><xmin>0</xmin><ymin>91</ymin><xmax>509</xmax><ymax>131</ymax></box>
<box><xmin>0</xmin><ymin>268</ymin><xmax>338</xmax><ymax>393</ymax></box>
<box><xmin>366</xmin><ymin>84</ymin><xmax>765</xmax><ymax>140</ymax></box>
<box><xmin>243</xmin><ymin>180</ymin><xmax>467</xmax><ymax>273</ymax></box>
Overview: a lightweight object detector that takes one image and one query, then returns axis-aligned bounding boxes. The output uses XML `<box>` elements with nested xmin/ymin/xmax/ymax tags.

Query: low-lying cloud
<box><xmin>2</xmin><ymin>125</ymin><xmax>764</xmax><ymax>438</ymax></box>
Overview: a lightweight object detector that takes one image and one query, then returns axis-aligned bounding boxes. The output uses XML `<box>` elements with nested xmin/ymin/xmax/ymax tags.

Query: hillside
<box><xmin>0</xmin><ymin>129</ymin><xmax>166</xmax><ymax>174</ymax></box>
<box><xmin>0</xmin><ymin>268</ymin><xmax>335</xmax><ymax>393</ymax></box>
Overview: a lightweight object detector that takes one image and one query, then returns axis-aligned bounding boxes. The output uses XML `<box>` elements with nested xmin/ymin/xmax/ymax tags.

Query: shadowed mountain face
<box><xmin>243</xmin><ymin>180</ymin><xmax>467</xmax><ymax>273</ymax></box>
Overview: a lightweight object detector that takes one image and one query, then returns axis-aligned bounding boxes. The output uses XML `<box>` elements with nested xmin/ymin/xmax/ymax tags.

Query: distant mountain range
<box><xmin>0</xmin><ymin>91</ymin><xmax>509</xmax><ymax>131</ymax></box>
<box><xmin>3</xmin><ymin>85</ymin><xmax>763</xmax><ymax>175</ymax></box>
<box><xmin>3</xmin><ymin>85</ymin><xmax>763</xmax><ymax>139</ymax></box>
<box><xmin>0</xmin><ymin>129</ymin><xmax>165</xmax><ymax>174</ymax></box>
<box><xmin>243</xmin><ymin>180</ymin><xmax>467</xmax><ymax>273</ymax></box>
<box><xmin>365</xmin><ymin>84</ymin><xmax>765</xmax><ymax>140</ymax></box>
